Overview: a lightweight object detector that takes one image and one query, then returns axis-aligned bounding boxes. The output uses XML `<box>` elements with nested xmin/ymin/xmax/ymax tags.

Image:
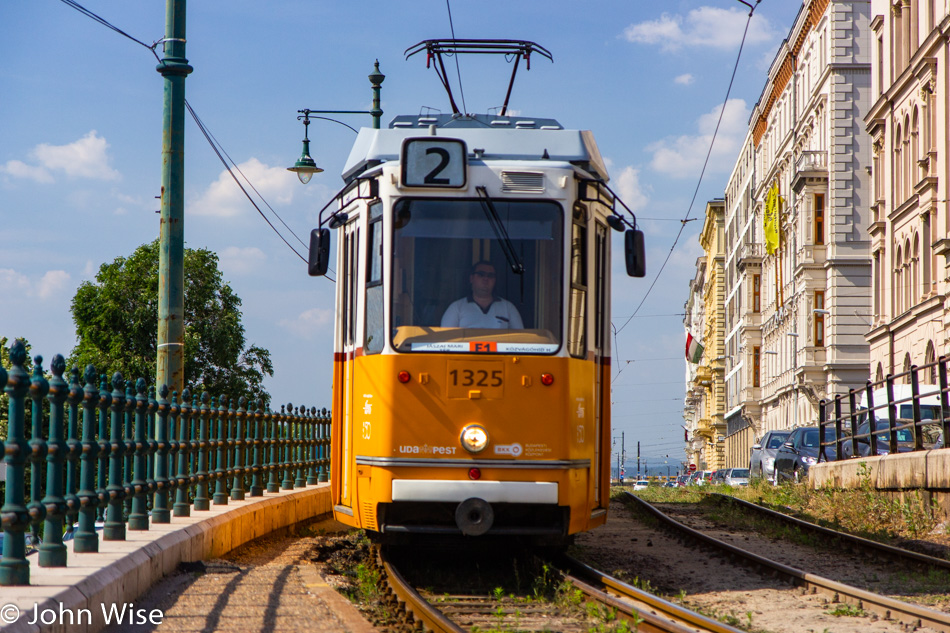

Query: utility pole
<box><xmin>637</xmin><ymin>441</ymin><xmax>641</xmax><ymax>478</ymax></box>
<box><xmin>156</xmin><ymin>0</ymin><xmax>192</xmax><ymax>394</ymax></box>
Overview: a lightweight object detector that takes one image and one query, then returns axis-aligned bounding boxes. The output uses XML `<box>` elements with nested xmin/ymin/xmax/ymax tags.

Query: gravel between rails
<box><xmin>572</xmin><ymin>499</ymin><xmax>947</xmax><ymax>633</ymax></box>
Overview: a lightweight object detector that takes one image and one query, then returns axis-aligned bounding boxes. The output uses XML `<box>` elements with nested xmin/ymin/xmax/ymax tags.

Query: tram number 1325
<box><xmin>449</xmin><ymin>368</ymin><xmax>503</xmax><ymax>387</ymax></box>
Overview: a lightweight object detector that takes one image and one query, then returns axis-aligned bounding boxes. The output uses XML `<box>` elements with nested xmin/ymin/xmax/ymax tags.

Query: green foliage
<box><xmin>825</xmin><ymin>602</ymin><xmax>867</xmax><ymax>617</ymax></box>
<box><xmin>69</xmin><ymin>240</ymin><xmax>273</xmax><ymax>405</ymax></box>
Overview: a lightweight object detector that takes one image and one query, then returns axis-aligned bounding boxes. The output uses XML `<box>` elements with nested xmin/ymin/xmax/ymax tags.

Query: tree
<box><xmin>69</xmin><ymin>240</ymin><xmax>273</xmax><ymax>406</ymax></box>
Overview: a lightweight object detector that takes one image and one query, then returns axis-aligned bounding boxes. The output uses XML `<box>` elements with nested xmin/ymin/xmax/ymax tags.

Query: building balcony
<box><xmin>737</xmin><ymin>242</ymin><xmax>763</xmax><ymax>272</ymax></box>
<box><xmin>792</xmin><ymin>150</ymin><xmax>828</xmax><ymax>193</ymax></box>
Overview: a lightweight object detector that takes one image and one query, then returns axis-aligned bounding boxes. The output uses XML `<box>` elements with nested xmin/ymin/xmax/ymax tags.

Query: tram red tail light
<box><xmin>397</xmin><ymin>370</ymin><xmax>411</xmax><ymax>383</ymax></box>
<box><xmin>468</xmin><ymin>467</ymin><xmax>481</xmax><ymax>480</ymax></box>
<box><xmin>540</xmin><ymin>373</ymin><xmax>554</xmax><ymax>386</ymax></box>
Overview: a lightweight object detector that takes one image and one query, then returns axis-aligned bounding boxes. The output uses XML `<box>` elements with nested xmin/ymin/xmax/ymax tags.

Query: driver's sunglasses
<box><xmin>473</xmin><ymin>271</ymin><xmax>496</xmax><ymax>279</ymax></box>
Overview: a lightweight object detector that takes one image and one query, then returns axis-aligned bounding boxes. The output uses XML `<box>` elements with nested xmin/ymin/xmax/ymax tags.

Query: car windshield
<box><xmin>766</xmin><ymin>434</ymin><xmax>789</xmax><ymax>449</ymax></box>
<box><xmin>802</xmin><ymin>427</ymin><xmax>835</xmax><ymax>448</ymax></box>
<box><xmin>730</xmin><ymin>469</ymin><xmax>749</xmax><ymax>477</ymax></box>
<box><xmin>390</xmin><ymin>198</ymin><xmax>564</xmax><ymax>354</ymax></box>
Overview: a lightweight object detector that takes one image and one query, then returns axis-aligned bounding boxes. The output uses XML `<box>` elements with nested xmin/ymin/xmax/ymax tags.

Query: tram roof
<box><xmin>342</xmin><ymin>113</ymin><xmax>609</xmax><ymax>183</ymax></box>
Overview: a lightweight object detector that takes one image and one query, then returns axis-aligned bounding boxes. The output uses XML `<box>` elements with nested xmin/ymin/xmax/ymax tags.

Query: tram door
<box><xmin>338</xmin><ymin>220</ymin><xmax>360</xmax><ymax>511</ymax></box>
<box><xmin>593</xmin><ymin>223</ymin><xmax>609</xmax><ymax>508</ymax></box>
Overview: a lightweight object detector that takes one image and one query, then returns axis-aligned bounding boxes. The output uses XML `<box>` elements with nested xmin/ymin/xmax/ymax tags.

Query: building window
<box><xmin>752</xmin><ymin>274</ymin><xmax>761</xmax><ymax>313</ymax></box>
<box><xmin>814</xmin><ymin>194</ymin><xmax>825</xmax><ymax>245</ymax></box>
<box><xmin>752</xmin><ymin>346</ymin><xmax>761</xmax><ymax>388</ymax></box>
<box><xmin>814</xmin><ymin>291</ymin><xmax>825</xmax><ymax>347</ymax></box>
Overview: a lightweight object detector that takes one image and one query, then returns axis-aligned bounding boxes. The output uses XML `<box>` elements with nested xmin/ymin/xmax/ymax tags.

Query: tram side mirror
<box><xmin>624</xmin><ymin>229</ymin><xmax>646</xmax><ymax>278</ymax></box>
<box><xmin>308</xmin><ymin>228</ymin><xmax>330</xmax><ymax>277</ymax></box>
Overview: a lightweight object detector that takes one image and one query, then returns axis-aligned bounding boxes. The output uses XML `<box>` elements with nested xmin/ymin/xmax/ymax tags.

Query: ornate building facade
<box><xmin>865</xmin><ymin>0</ymin><xmax>950</xmax><ymax>383</ymax></box>
<box><xmin>684</xmin><ymin>199</ymin><xmax>727</xmax><ymax>470</ymax></box>
<box><xmin>703</xmin><ymin>0</ymin><xmax>873</xmax><ymax>468</ymax></box>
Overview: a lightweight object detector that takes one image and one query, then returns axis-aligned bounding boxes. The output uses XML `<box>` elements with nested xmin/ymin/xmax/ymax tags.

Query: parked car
<box><xmin>690</xmin><ymin>470</ymin><xmax>713</xmax><ymax>486</ymax></box>
<box><xmin>710</xmin><ymin>469</ymin><xmax>727</xmax><ymax>484</ymax></box>
<box><xmin>723</xmin><ymin>468</ymin><xmax>750</xmax><ymax>486</ymax></box>
<box><xmin>749</xmin><ymin>430</ymin><xmax>791</xmax><ymax>484</ymax></box>
<box><xmin>774</xmin><ymin>426</ymin><xmax>838</xmax><ymax>483</ymax></box>
<box><xmin>845</xmin><ymin>385</ymin><xmax>944</xmax><ymax>455</ymax></box>
<box><xmin>632</xmin><ymin>480</ymin><xmax>650</xmax><ymax>491</ymax></box>
<box><xmin>840</xmin><ymin>418</ymin><xmax>917</xmax><ymax>458</ymax></box>
<box><xmin>663</xmin><ymin>480</ymin><xmax>678</xmax><ymax>488</ymax></box>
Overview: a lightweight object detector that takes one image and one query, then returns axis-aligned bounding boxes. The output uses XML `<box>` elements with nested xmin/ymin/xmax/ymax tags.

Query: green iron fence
<box><xmin>0</xmin><ymin>339</ymin><xmax>330</xmax><ymax>586</ymax></box>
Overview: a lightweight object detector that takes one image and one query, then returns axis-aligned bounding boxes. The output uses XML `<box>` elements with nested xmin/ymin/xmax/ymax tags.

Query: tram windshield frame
<box><xmin>388</xmin><ymin>197</ymin><xmax>564</xmax><ymax>355</ymax></box>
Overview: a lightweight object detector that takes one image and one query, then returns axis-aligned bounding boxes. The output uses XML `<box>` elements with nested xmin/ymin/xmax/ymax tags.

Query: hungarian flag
<box><xmin>685</xmin><ymin>331</ymin><xmax>704</xmax><ymax>364</ymax></box>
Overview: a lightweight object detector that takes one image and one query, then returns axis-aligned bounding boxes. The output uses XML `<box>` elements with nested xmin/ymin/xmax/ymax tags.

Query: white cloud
<box><xmin>623</xmin><ymin>7</ymin><xmax>778</xmax><ymax>53</ymax></box>
<box><xmin>615</xmin><ymin>166</ymin><xmax>649</xmax><ymax>213</ymax></box>
<box><xmin>0</xmin><ymin>131</ymin><xmax>120</xmax><ymax>182</ymax></box>
<box><xmin>0</xmin><ymin>159</ymin><xmax>54</xmax><ymax>183</ymax></box>
<box><xmin>35</xmin><ymin>271</ymin><xmax>71</xmax><ymax>299</ymax></box>
<box><xmin>0</xmin><ymin>268</ymin><xmax>71</xmax><ymax>300</ymax></box>
<box><xmin>647</xmin><ymin>98</ymin><xmax>750</xmax><ymax>179</ymax></box>
<box><xmin>674</xmin><ymin>73</ymin><xmax>694</xmax><ymax>86</ymax></box>
<box><xmin>279</xmin><ymin>307</ymin><xmax>334</xmax><ymax>340</ymax></box>
<box><xmin>191</xmin><ymin>158</ymin><xmax>297</xmax><ymax>218</ymax></box>
<box><xmin>218</xmin><ymin>246</ymin><xmax>267</xmax><ymax>275</ymax></box>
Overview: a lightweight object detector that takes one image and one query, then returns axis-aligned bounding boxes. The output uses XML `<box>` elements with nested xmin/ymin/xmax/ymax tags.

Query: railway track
<box><xmin>373</xmin><ymin>544</ymin><xmax>746</xmax><ymax>633</ymax></box>
<box><xmin>704</xmin><ymin>491</ymin><xmax>950</xmax><ymax>571</ymax></box>
<box><xmin>623</xmin><ymin>491</ymin><xmax>950</xmax><ymax>633</ymax></box>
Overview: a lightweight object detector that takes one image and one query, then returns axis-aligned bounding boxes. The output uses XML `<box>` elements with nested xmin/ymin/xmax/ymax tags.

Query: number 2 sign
<box><xmin>402</xmin><ymin>137</ymin><xmax>467</xmax><ymax>188</ymax></box>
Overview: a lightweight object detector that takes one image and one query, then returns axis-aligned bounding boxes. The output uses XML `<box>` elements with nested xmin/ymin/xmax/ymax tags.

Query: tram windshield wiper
<box><xmin>475</xmin><ymin>186</ymin><xmax>525</xmax><ymax>275</ymax></box>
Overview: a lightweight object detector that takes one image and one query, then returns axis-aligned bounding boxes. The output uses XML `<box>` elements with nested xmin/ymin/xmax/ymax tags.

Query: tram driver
<box><xmin>440</xmin><ymin>261</ymin><xmax>524</xmax><ymax>329</ymax></box>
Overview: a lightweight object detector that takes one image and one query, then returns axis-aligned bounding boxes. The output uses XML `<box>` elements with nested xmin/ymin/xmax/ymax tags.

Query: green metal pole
<box><xmin>369</xmin><ymin>60</ymin><xmax>384</xmax><ymax>129</ymax></box>
<box><xmin>40</xmin><ymin>355</ymin><xmax>68</xmax><ymax>567</ymax></box>
<box><xmin>0</xmin><ymin>342</ymin><xmax>29</xmax><ymax>586</ymax></box>
<box><xmin>156</xmin><ymin>0</ymin><xmax>192</xmax><ymax>395</ymax></box>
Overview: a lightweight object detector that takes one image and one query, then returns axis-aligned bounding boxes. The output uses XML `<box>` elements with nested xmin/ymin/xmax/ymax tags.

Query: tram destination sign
<box><xmin>401</xmin><ymin>137</ymin><xmax>467</xmax><ymax>188</ymax></box>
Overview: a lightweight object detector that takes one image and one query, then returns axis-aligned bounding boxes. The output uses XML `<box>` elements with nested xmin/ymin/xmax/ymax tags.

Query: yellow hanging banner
<box><xmin>764</xmin><ymin>181</ymin><xmax>779</xmax><ymax>255</ymax></box>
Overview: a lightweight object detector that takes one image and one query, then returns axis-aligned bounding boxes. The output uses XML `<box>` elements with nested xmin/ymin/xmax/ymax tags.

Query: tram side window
<box><xmin>568</xmin><ymin>220</ymin><xmax>587</xmax><ymax>358</ymax></box>
<box><xmin>365</xmin><ymin>203</ymin><xmax>384</xmax><ymax>354</ymax></box>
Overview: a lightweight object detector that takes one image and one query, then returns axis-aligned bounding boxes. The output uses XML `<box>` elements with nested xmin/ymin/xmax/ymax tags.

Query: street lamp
<box><xmin>287</xmin><ymin>60</ymin><xmax>385</xmax><ymax>184</ymax></box>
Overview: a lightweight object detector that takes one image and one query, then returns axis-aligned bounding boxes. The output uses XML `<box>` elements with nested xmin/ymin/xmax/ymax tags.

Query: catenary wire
<box><xmin>611</xmin><ymin>0</ymin><xmax>761</xmax><ymax>384</ymax></box>
<box><xmin>57</xmin><ymin>0</ymin><xmax>331</xmax><ymax>279</ymax></box>
<box><xmin>445</xmin><ymin>0</ymin><xmax>467</xmax><ymax>114</ymax></box>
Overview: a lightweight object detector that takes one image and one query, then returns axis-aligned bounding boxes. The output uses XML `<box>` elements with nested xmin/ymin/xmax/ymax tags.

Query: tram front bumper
<box><xmin>391</xmin><ymin>480</ymin><xmax>558</xmax><ymax>504</ymax></box>
<box><xmin>382</xmin><ymin>480</ymin><xmax>565</xmax><ymax>536</ymax></box>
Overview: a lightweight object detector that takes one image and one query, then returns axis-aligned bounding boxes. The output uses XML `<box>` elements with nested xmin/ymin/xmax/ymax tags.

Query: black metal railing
<box><xmin>818</xmin><ymin>358</ymin><xmax>950</xmax><ymax>463</ymax></box>
<box><xmin>0</xmin><ymin>340</ymin><xmax>330</xmax><ymax>586</ymax></box>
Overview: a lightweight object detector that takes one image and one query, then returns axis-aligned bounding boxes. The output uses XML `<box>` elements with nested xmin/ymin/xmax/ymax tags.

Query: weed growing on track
<box><xmin>825</xmin><ymin>602</ymin><xmax>867</xmax><ymax>617</ymax></box>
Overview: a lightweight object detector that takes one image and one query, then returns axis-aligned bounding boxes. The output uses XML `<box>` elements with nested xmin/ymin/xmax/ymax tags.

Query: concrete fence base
<box><xmin>810</xmin><ymin>450</ymin><xmax>950</xmax><ymax>519</ymax></box>
<box><xmin>1</xmin><ymin>483</ymin><xmax>332</xmax><ymax>633</ymax></box>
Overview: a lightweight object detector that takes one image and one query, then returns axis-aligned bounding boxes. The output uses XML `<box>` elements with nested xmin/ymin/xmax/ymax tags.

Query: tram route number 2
<box><xmin>401</xmin><ymin>137</ymin><xmax>467</xmax><ymax>188</ymax></box>
<box><xmin>446</xmin><ymin>361</ymin><xmax>504</xmax><ymax>398</ymax></box>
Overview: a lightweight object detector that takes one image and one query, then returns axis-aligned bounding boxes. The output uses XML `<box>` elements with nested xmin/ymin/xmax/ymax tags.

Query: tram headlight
<box><xmin>460</xmin><ymin>424</ymin><xmax>489</xmax><ymax>454</ymax></box>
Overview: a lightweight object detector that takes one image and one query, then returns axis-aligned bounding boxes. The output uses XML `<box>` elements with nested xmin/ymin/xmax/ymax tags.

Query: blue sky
<box><xmin>1</xmin><ymin>1</ymin><xmax>801</xmax><ymax>469</ymax></box>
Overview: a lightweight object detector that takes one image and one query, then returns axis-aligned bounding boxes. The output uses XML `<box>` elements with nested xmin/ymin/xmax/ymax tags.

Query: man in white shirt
<box><xmin>440</xmin><ymin>261</ymin><xmax>524</xmax><ymax>329</ymax></box>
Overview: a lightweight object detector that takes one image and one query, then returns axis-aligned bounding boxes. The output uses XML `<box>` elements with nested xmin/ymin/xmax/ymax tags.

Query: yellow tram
<box><xmin>307</xmin><ymin>41</ymin><xmax>645</xmax><ymax>541</ymax></box>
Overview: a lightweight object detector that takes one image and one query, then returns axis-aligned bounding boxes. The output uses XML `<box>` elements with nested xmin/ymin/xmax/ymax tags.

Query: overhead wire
<box><xmin>445</xmin><ymin>0</ymin><xmax>467</xmax><ymax>114</ymax></box>
<box><xmin>56</xmin><ymin>0</ymin><xmax>326</xmax><ymax>277</ymax></box>
<box><xmin>611</xmin><ymin>0</ymin><xmax>761</xmax><ymax>385</ymax></box>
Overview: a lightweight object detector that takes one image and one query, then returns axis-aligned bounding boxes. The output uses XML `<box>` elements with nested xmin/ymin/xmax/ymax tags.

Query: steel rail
<box><xmin>376</xmin><ymin>545</ymin><xmax>465</xmax><ymax>633</ymax></box>
<box><xmin>625</xmin><ymin>492</ymin><xmax>950</xmax><ymax>633</ymax></box>
<box><xmin>560</xmin><ymin>555</ymin><xmax>746</xmax><ymax>633</ymax></box>
<box><xmin>707</xmin><ymin>492</ymin><xmax>950</xmax><ymax>571</ymax></box>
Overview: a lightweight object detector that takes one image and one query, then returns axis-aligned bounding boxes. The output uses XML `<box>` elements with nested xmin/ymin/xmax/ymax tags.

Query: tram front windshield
<box><xmin>391</xmin><ymin>198</ymin><xmax>563</xmax><ymax>354</ymax></box>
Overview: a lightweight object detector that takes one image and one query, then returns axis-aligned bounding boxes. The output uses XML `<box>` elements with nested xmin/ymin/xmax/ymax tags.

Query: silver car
<box><xmin>723</xmin><ymin>468</ymin><xmax>749</xmax><ymax>486</ymax></box>
<box><xmin>749</xmin><ymin>430</ymin><xmax>790</xmax><ymax>484</ymax></box>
